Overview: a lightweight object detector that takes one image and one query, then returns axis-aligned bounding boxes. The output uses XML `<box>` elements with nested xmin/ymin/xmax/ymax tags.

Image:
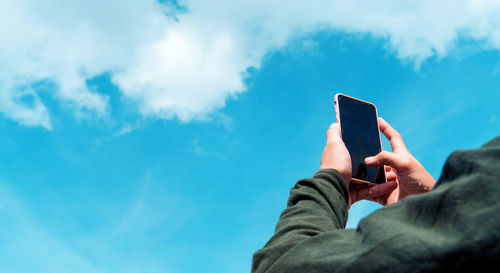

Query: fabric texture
<box><xmin>252</xmin><ymin>136</ymin><xmax>500</xmax><ymax>273</ymax></box>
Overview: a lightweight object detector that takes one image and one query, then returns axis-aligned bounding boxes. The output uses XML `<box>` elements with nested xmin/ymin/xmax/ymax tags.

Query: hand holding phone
<box><xmin>320</xmin><ymin>119</ymin><xmax>397</xmax><ymax>207</ymax></box>
<box><xmin>364</xmin><ymin>118</ymin><xmax>436</xmax><ymax>203</ymax></box>
<box><xmin>328</xmin><ymin>93</ymin><xmax>435</xmax><ymax>206</ymax></box>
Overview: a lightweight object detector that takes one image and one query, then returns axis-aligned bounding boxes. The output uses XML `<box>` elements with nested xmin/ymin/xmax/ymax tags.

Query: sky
<box><xmin>1</xmin><ymin>0</ymin><xmax>500</xmax><ymax>272</ymax></box>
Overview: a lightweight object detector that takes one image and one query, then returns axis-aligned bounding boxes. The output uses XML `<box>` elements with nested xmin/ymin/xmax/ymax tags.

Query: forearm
<box><xmin>252</xmin><ymin>168</ymin><xmax>349</xmax><ymax>272</ymax></box>
<box><xmin>272</xmin><ymin>169</ymin><xmax>349</xmax><ymax>243</ymax></box>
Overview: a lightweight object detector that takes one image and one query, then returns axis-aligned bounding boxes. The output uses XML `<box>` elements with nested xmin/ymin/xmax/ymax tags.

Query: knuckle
<box><xmin>398</xmin><ymin>158</ymin><xmax>412</xmax><ymax>172</ymax></box>
<box><xmin>367</xmin><ymin>188</ymin><xmax>374</xmax><ymax>196</ymax></box>
<box><xmin>379</xmin><ymin>151</ymin><xmax>391</xmax><ymax>159</ymax></box>
<box><xmin>327</xmin><ymin>131</ymin><xmax>341</xmax><ymax>143</ymax></box>
<box><xmin>391</xmin><ymin>129</ymin><xmax>401</xmax><ymax>138</ymax></box>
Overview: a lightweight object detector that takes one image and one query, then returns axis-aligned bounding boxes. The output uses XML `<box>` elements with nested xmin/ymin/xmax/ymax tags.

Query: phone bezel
<box><xmin>334</xmin><ymin>93</ymin><xmax>387</xmax><ymax>186</ymax></box>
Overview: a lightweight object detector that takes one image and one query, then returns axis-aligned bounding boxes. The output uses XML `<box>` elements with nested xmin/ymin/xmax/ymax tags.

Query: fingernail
<box><xmin>365</xmin><ymin>157</ymin><xmax>375</xmax><ymax>164</ymax></box>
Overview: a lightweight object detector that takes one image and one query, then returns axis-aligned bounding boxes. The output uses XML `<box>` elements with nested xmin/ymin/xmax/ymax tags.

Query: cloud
<box><xmin>0</xmin><ymin>0</ymin><xmax>170</xmax><ymax>129</ymax></box>
<box><xmin>2</xmin><ymin>0</ymin><xmax>500</xmax><ymax>129</ymax></box>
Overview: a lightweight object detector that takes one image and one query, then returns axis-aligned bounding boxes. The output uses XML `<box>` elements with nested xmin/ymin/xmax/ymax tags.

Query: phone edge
<box><xmin>333</xmin><ymin>92</ymin><xmax>388</xmax><ymax>185</ymax></box>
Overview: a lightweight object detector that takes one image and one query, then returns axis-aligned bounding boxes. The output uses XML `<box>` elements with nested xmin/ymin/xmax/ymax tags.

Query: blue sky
<box><xmin>2</xmin><ymin>1</ymin><xmax>500</xmax><ymax>273</ymax></box>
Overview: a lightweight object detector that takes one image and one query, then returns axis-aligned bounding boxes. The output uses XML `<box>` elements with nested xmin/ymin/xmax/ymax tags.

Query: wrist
<box><xmin>315</xmin><ymin>168</ymin><xmax>350</xmax><ymax>194</ymax></box>
<box><xmin>319</xmin><ymin>166</ymin><xmax>351</xmax><ymax>186</ymax></box>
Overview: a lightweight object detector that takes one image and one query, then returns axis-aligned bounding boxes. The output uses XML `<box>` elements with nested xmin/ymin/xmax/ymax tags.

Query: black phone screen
<box><xmin>337</xmin><ymin>95</ymin><xmax>386</xmax><ymax>184</ymax></box>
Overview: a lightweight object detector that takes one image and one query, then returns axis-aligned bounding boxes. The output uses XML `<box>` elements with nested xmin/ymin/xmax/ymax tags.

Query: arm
<box><xmin>251</xmin><ymin>169</ymin><xmax>349</xmax><ymax>273</ymax></box>
<box><xmin>253</xmin><ymin>132</ymin><xmax>500</xmax><ymax>272</ymax></box>
<box><xmin>251</xmin><ymin>168</ymin><xmax>348</xmax><ymax>273</ymax></box>
<box><xmin>252</xmin><ymin>123</ymin><xmax>396</xmax><ymax>273</ymax></box>
<box><xmin>267</xmin><ymin>169</ymin><xmax>350</xmax><ymax>245</ymax></box>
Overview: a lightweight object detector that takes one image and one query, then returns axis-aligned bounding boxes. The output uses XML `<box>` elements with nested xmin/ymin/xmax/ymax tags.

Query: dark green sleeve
<box><xmin>252</xmin><ymin>136</ymin><xmax>500</xmax><ymax>273</ymax></box>
<box><xmin>252</xmin><ymin>168</ymin><xmax>352</xmax><ymax>273</ymax></box>
<box><xmin>267</xmin><ymin>168</ymin><xmax>350</xmax><ymax>244</ymax></box>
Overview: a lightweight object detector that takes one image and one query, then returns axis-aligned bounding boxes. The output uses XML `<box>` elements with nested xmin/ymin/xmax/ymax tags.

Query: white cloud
<box><xmin>0</xmin><ymin>0</ymin><xmax>170</xmax><ymax>129</ymax></box>
<box><xmin>112</xmin><ymin>21</ymin><xmax>249</xmax><ymax>121</ymax></box>
<box><xmin>2</xmin><ymin>0</ymin><xmax>500</xmax><ymax>129</ymax></box>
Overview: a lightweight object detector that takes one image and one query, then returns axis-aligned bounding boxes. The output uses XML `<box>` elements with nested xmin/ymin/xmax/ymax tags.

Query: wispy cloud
<box><xmin>2</xmin><ymin>0</ymin><xmax>500</xmax><ymax>129</ymax></box>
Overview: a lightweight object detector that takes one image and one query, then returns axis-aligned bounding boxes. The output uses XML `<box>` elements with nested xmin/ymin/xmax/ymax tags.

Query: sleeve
<box><xmin>251</xmin><ymin>168</ymin><xmax>351</xmax><ymax>273</ymax></box>
<box><xmin>252</xmin><ymin>136</ymin><xmax>500</xmax><ymax>273</ymax></box>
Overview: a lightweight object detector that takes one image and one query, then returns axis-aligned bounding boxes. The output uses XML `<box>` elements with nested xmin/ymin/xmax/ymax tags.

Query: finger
<box><xmin>378</xmin><ymin>118</ymin><xmax>407</xmax><ymax>152</ymax></box>
<box><xmin>326</xmin><ymin>123</ymin><xmax>342</xmax><ymax>143</ymax></box>
<box><xmin>356</xmin><ymin>181</ymin><xmax>398</xmax><ymax>200</ymax></box>
<box><xmin>367</xmin><ymin>193</ymin><xmax>390</xmax><ymax>205</ymax></box>
<box><xmin>385</xmin><ymin>165</ymin><xmax>392</xmax><ymax>172</ymax></box>
<box><xmin>365</xmin><ymin>151</ymin><xmax>403</xmax><ymax>170</ymax></box>
<box><xmin>386</xmin><ymin>170</ymin><xmax>397</xmax><ymax>181</ymax></box>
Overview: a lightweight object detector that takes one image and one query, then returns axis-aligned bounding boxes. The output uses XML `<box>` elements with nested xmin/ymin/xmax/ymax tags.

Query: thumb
<box><xmin>365</xmin><ymin>151</ymin><xmax>402</xmax><ymax>170</ymax></box>
<box><xmin>326</xmin><ymin>123</ymin><xmax>342</xmax><ymax>143</ymax></box>
<box><xmin>354</xmin><ymin>180</ymin><xmax>398</xmax><ymax>201</ymax></box>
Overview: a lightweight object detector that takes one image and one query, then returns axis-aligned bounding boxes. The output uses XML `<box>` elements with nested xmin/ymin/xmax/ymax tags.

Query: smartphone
<box><xmin>334</xmin><ymin>93</ymin><xmax>386</xmax><ymax>185</ymax></box>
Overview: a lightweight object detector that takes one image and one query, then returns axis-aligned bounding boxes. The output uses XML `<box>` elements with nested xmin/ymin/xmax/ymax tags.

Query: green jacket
<box><xmin>252</xmin><ymin>137</ymin><xmax>500</xmax><ymax>272</ymax></box>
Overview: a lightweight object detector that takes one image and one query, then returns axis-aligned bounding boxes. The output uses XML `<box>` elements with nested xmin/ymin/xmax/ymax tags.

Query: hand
<box><xmin>320</xmin><ymin>123</ymin><xmax>397</xmax><ymax>208</ymax></box>
<box><xmin>365</xmin><ymin>118</ymin><xmax>436</xmax><ymax>205</ymax></box>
